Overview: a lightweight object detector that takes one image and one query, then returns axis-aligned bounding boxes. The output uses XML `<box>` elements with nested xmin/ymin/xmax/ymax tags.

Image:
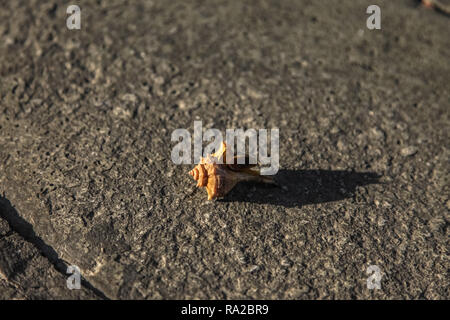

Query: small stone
<box><xmin>247</xmin><ymin>265</ymin><xmax>259</xmax><ymax>273</ymax></box>
<box><xmin>337</xmin><ymin>139</ymin><xmax>346</xmax><ymax>151</ymax></box>
<box><xmin>319</xmin><ymin>117</ymin><xmax>330</xmax><ymax>129</ymax></box>
<box><xmin>112</xmin><ymin>106</ymin><xmax>132</xmax><ymax>119</ymax></box>
<box><xmin>178</xmin><ymin>100</ymin><xmax>187</xmax><ymax>110</ymax></box>
<box><xmin>400</xmin><ymin>146</ymin><xmax>418</xmax><ymax>157</ymax></box>
<box><xmin>382</xmin><ymin>201</ymin><xmax>392</xmax><ymax>208</ymax></box>
<box><xmin>281</xmin><ymin>258</ymin><xmax>292</xmax><ymax>267</ymax></box>
<box><xmin>247</xmin><ymin>88</ymin><xmax>264</xmax><ymax>99</ymax></box>
<box><xmin>370</xmin><ymin>127</ymin><xmax>385</xmax><ymax>140</ymax></box>
<box><xmin>330</xmin><ymin>126</ymin><xmax>340</xmax><ymax>134</ymax></box>
<box><xmin>120</xmin><ymin>93</ymin><xmax>137</xmax><ymax>103</ymax></box>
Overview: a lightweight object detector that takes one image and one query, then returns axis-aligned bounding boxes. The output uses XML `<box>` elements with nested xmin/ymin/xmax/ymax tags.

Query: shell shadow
<box><xmin>220</xmin><ymin>169</ymin><xmax>381</xmax><ymax>208</ymax></box>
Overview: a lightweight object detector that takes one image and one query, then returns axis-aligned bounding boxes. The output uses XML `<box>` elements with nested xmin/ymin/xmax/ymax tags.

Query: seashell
<box><xmin>188</xmin><ymin>142</ymin><xmax>275</xmax><ymax>200</ymax></box>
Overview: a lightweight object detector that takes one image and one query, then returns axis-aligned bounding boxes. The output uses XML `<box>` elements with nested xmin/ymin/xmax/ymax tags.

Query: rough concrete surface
<box><xmin>0</xmin><ymin>0</ymin><xmax>448</xmax><ymax>299</ymax></box>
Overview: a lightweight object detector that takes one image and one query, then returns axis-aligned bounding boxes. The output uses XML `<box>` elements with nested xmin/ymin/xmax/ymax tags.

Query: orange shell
<box><xmin>188</xmin><ymin>141</ymin><xmax>274</xmax><ymax>200</ymax></box>
<box><xmin>189</xmin><ymin>161</ymin><xmax>238</xmax><ymax>200</ymax></box>
<box><xmin>189</xmin><ymin>164</ymin><xmax>207</xmax><ymax>187</ymax></box>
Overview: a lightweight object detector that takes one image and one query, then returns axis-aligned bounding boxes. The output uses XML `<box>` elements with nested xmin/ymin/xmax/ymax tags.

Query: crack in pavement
<box><xmin>0</xmin><ymin>195</ymin><xmax>110</xmax><ymax>300</ymax></box>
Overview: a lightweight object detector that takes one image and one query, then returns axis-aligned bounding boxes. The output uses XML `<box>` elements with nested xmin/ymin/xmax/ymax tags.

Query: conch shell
<box><xmin>188</xmin><ymin>142</ymin><xmax>275</xmax><ymax>200</ymax></box>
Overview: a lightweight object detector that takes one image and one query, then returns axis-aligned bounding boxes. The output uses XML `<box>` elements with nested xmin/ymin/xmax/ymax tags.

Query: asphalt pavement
<box><xmin>0</xmin><ymin>0</ymin><xmax>448</xmax><ymax>299</ymax></box>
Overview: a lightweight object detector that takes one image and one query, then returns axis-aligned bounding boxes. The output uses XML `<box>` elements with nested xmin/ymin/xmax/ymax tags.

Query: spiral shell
<box><xmin>188</xmin><ymin>142</ymin><xmax>274</xmax><ymax>200</ymax></box>
<box><xmin>189</xmin><ymin>163</ymin><xmax>208</xmax><ymax>187</ymax></box>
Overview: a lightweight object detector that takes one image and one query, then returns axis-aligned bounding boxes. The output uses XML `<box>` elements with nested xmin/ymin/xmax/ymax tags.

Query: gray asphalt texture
<box><xmin>0</xmin><ymin>0</ymin><xmax>449</xmax><ymax>299</ymax></box>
